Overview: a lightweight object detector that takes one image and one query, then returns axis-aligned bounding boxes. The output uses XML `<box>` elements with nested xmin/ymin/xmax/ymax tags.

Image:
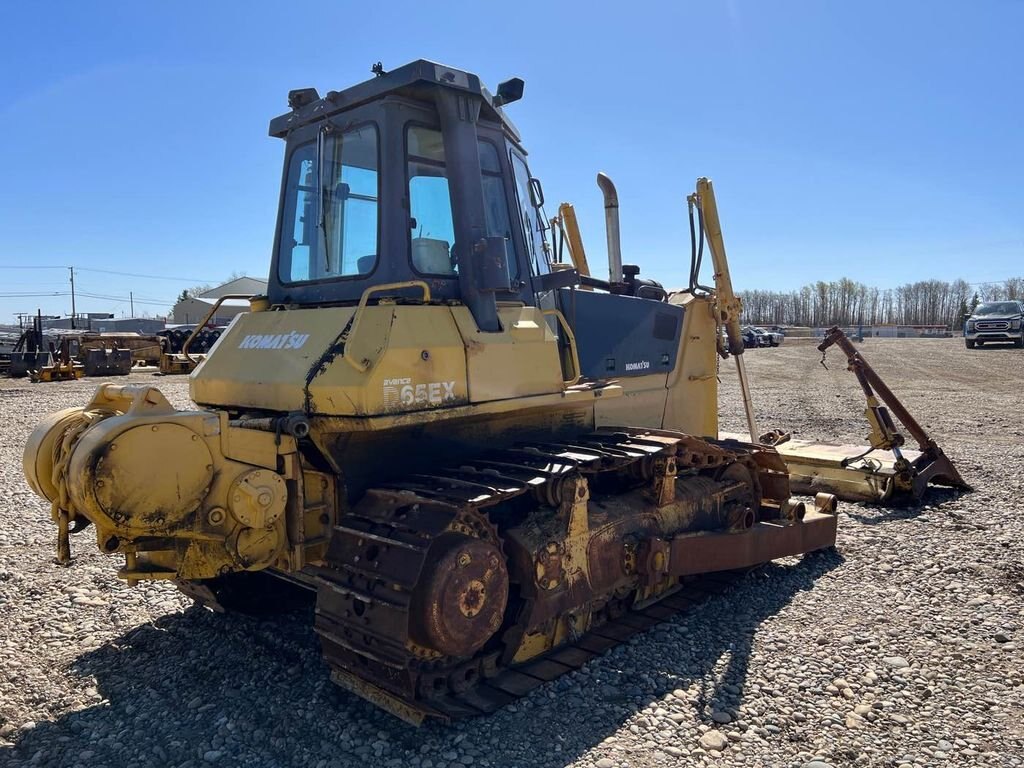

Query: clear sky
<box><xmin>1</xmin><ymin>0</ymin><xmax>1021</xmax><ymax>323</ymax></box>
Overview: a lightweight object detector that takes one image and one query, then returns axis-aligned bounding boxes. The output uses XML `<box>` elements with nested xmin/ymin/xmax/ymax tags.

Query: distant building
<box><xmin>92</xmin><ymin>317</ymin><xmax>166</xmax><ymax>334</ymax></box>
<box><xmin>815</xmin><ymin>324</ymin><xmax>952</xmax><ymax>339</ymax></box>
<box><xmin>198</xmin><ymin>276</ymin><xmax>268</xmax><ymax>299</ymax></box>
<box><xmin>172</xmin><ymin>276</ymin><xmax>268</xmax><ymax>325</ymax></box>
<box><xmin>40</xmin><ymin>316</ymin><xmax>166</xmax><ymax>333</ymax></box>
<box><xmin>870</xmin><ymin>324</ymin><xmax>952</xmax><ymax>338</ymax></box>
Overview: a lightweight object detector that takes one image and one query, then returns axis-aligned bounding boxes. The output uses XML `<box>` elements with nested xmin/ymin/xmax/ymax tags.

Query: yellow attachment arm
<box><xmin>557</xmin><ymin>203</ymin><xmax>591</xmax><ymax>278</ymax></box>
<box><xmin>690</xmin><ymin>178</ymin><xmax>744</xmax><ymax>357</ymax></box>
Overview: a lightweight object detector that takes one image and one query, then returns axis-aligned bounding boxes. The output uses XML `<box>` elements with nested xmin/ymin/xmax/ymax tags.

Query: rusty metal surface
<box><xmin>668</xmin><ymin>511</ymin><xmax>837</xmax><ymax>577</ymax></box>
<box><xmin>409</xmin><ymin>535</ymin><xmax>508</xmax><ymax>657</ymax></box>
<box><xmin>311</xmin><ymin>426</ymin><xmax>834</xmax><ymax>724</ymax></box>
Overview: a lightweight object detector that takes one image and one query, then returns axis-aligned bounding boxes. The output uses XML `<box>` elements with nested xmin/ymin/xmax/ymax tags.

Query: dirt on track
<box><xmin>1</xmin><ymin>338</ymin><xmax>1022</xmax><ymax>768</ymax></box>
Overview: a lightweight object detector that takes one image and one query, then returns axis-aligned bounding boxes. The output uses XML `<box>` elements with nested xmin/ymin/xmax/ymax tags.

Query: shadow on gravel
<box><xmin>843</xmin><ymin>486</ymin><xmax>967</xmax><ymax>526</ymax></box>
<box><xmin>1</xmin><ymin>550</ymin><xmax>843</xmax><ymax>768</ymax></box>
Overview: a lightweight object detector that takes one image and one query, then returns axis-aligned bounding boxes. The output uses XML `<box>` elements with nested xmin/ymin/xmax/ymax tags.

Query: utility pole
<box><xmin>69</xmin><ymin>266</ymin><xmax>76</xmax><ymax>329</ymax></box>
<box><xmin>130</xmin><ymin>291</ymin><xmax>134</xmax><ymax>317</ymax></box>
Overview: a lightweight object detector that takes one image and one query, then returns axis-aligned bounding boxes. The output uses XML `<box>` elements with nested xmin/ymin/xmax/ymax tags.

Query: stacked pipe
<box><xmin>158</xmin><ymin>328</ymin><xmax>223</xmax><ymax>354</ymax></box>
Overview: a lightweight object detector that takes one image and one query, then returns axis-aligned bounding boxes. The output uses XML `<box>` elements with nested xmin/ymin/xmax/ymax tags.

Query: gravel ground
<box><xmin>1</xmin><ymin>338</ymin><xmax>1022</xmax><ymax>768</ymax></box>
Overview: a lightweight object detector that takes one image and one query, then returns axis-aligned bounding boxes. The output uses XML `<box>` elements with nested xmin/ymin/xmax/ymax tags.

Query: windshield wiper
<box><xmin>316</xmin><ymin>125</ymin><xmax>332</xmax><ymax>273</ymax></box>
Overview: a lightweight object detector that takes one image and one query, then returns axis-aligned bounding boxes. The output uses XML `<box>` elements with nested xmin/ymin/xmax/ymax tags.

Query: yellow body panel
<box><xmin>308</xmin><ymin>305</ymin><xmax>470</xmax><ymax>415</ymax></box>
<box><xmin>594</xmin><ymin>372</ymin><xmax>670</xmax><ymax>429</ymax></box>
<box><xmin>191</xmin><ymin>303</ymin><xmax>566</xmax><ymax>417</ymax></box>
<box><xmin>191</xmin><ymin>307</ymin><xmax>357</xmax><ymax>411</ymax></box>
<box><xmin>662</xmin><ymin>293</ymin><xmax>720</xmax><ymax>438</ymax></box>
<box><xmin>451</xmin><ymin>304</ymin><xmax>565</xmax><ymax>403</ymax></box>
<box><xmin>594</xmin><ymin>293</ymin><xmax>719</xmax><ymax>438</ymax></box>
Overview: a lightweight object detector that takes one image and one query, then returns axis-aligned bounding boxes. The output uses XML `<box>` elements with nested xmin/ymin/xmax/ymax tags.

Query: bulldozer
<box><xmin>22</xmin><ymin>60</ymin><xmax>964</xmax><ymax>724</ymax></box>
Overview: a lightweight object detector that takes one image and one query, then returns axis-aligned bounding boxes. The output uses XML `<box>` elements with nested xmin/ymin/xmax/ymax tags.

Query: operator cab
<box><xmin>268</xmin><ymin>60</ymin><xmax>550</xmax><ymax>333</ymax></box>
<box><xmin>268</xmin><ymin>60</ymin><xmax>680</xmax><ymax>380</ymax></box>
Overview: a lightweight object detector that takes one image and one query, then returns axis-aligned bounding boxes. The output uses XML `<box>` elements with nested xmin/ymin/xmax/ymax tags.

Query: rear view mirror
<box><xmin>493</xmin><ymin>77</ymin><xmax>525</xmax><ymax>107</ymax></box>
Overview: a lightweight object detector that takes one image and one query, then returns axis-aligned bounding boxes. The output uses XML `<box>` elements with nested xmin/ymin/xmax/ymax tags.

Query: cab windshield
<box><xmin>975</xmin><ymin>301</ymin><xmax>1020</xmax><ymax>316</ymax></box>
<box><xmin>277</xmin><ymin>124</ymin><xmax>379</xmax><ymax>283</ymax></box>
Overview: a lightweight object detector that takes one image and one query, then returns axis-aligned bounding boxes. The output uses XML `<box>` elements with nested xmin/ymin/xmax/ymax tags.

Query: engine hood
<box><xmin>970</xmin><ymin>314</ymin><xmax>1021</xmax><ymax>321</ymax></box>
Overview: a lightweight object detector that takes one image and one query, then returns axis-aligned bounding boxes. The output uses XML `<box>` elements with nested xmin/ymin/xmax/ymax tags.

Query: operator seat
<box><xmin>412</xmin><ymin>237</ymin><xmax>454</xmax><ymax>274</ymax></box>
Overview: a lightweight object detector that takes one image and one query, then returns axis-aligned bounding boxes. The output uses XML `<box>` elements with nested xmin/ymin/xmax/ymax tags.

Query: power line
<box><xmin>0</xmin><ymin>291</ymin><xmax>70</xmax><ymax>297</ymax></box>
<box><xmin>75</xmin><ymin>286</ymin><xmax>170</xmax><ymax>303</ymax></box>
<box><xmin>76</xmin><ymin>291</ymin><xmax>170</xmax><ymax>307</ymax></box>
<box><xmin>77</xmin><ymin>267</ymin><xmax>215</xmax><ymax>282</ymax></box>
<box><xmin>0</xmin><ymin>264</ymin><xmax>215</xmax><ymax>282</ymax></box>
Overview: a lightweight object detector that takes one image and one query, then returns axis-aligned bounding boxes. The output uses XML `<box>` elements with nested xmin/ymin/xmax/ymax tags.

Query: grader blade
<box><xmin>717</xmin><ymin>433</ymin><xmax>907</xmax><ymax>503</ymax></box>
<box><xmin>772</xmin><ymin>439</ymin><xmax>923</xmax><ymax>503</ymax></box>
<box><xmin>82</xmin><ymin>347</ymin><xmax>132</xmax><ymax>377</ymax></box>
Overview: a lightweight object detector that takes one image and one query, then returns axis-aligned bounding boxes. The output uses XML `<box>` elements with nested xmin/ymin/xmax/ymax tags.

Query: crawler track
<box><xmin>324</xmin><ymin>565</ymin><xmax>745</xmax><ymax>723</ymax></box>
<box><xmin>310</xmin><ymin>428</ymin><xmax>785</xmax><ymax>724</ymax></box>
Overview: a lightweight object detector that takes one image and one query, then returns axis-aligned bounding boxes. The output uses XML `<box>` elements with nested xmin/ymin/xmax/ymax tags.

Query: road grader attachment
<box><xmin>20</xmin><ymin>59</ymin><xmax>957</xmax><ymax>724</ymax></box>
<box><xmin>740</xmin><ymin>327</ymin><xmax>970</xmax><ymax>504</ymax></box>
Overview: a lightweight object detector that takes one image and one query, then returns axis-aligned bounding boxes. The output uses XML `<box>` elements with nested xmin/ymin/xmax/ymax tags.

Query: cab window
<box><xmin>407</xmin><ymin>126</ymin><xmax>456</xmax><ymax>276</ymax></box>
<box><xmin>278</xmin><ymin>124</ymin><xmax>379</xmax><ymax>283</ymax></box>
<box><xmin>510</xmin><ymin>150</ymin><xmax>550</xmax><ymax>276</ymax></box>
<box><xmin>478</xmin><ymin>140</ymin><xmax>519</xmax><ymax>282</ymax></box>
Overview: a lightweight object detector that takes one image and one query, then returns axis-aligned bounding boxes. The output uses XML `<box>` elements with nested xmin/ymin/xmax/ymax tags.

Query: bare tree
<box><xmin>738</xmin><ymin>274</ymin><xmax>1024</xmax><ymax>327</ymax></box>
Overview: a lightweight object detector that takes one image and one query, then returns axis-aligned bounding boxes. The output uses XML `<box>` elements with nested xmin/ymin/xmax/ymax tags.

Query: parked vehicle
<box><xmin>964</xmin><ymin>300</ymin><xmax>1024</xmax><ymax>349</ymax></box>
<box><xmin>755</xmin><ymin>327</ymin><xmax>783</xmax><ymax>347</ymax></box>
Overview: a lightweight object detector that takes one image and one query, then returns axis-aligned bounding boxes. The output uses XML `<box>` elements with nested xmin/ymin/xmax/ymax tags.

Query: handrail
<box><xmin>342</xmin><ymin>281</ymin><xmax>432</xmax><ymax>372</ymax></box>
<box><xmin>542</xmin><ymin>309</ymin><xmax>581</xmax><ymax>387</ymax></box>
<box><xmin>181</xmin><ymin>294</ymin><xmax>252</xmax><ymax>364</ymax></box>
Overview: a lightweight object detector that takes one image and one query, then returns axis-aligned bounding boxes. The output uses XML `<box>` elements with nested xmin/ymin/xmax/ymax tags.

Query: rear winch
<box><xmin>23</xmin><ymin>383</ymin><xmax>303</xmax><ymax>580</ymax></box>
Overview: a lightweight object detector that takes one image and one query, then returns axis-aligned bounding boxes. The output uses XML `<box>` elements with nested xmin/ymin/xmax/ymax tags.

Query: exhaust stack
<box><xmin>596</xmin><ymin>172</ymin><xmax>622</xmax><ymax>283</ymax></box>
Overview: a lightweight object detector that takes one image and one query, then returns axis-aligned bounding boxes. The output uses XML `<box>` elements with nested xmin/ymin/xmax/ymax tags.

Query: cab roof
<box><xmin>269</xmin><ymin>59</ymin><xmax>521</xmax><ymax>141</ymax></box>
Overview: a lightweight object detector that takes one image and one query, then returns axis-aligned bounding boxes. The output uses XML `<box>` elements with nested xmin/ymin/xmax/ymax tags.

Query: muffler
<box><xmin>596</xmin><ymin>172</ymin><xmax>622</xmax><ymax>283</ymax></box>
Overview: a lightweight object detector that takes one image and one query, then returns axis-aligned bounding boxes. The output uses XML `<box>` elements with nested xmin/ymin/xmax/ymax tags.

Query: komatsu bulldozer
<box><xmin>22</xmin><ymin>61</ymin><xmax>963</xmax><ymax>724</ymax></box>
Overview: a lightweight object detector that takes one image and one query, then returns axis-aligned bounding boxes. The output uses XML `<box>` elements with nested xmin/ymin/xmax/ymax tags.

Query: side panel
<box><xmin>190</xmin><ymin>307</ymin><xmax>358</xmax><ymax>412</ymax></box>
<box><xmin>661</xmin><ymin>294</ymin><xmax>719</xmax><ymax>438</ymax></box>
<box><xmin>597</xmin><ymin>294</ymin><xmax>718</xmax><ymax>436</ymax></box>
<box><xmin>451</xmin><ymin>304</ymin><xmax>565</xmax><ymax>403</ymax></box>
<box><xmin>308</xmin><ymin>306</ymin><xmax>469</xmax><ymax>415</ymax></box>
<box><xmin>191</xmin><ymin>304</ymin><xmax>564</xmax><ymax>417</ymax></box>
<box><xmin>593</xmin><ymin>372</ymin><xmax>671</xmax><ymax>428</ymax></box>
<box><xmin>560</xmin><ymin>290</ymin><xmax>683</xmax><ymax>379</ymax></box>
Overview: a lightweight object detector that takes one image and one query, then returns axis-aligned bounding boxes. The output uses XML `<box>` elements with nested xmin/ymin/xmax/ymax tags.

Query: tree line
<box><xmin>738</xmin><ymin>276</ymin><xmax>1024</xmax><ymax>328</ymax></box>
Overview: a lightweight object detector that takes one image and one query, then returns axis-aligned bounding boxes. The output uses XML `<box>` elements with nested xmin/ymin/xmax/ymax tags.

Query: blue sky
<box><xmin>1</xmin><ymin>1</ymin><xmax>1021</xmax><ymax>322</ymax></box>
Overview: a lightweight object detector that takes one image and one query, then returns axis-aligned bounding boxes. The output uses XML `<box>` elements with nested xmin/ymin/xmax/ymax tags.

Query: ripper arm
<box><xmin>818</xmin><ymin>326</ymin><xmax>970</xmax><ymax>496</ymax></box>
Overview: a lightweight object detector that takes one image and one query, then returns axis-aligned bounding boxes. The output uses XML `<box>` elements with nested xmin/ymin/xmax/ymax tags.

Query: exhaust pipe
<box><xmin>596</xmin><ymin>172</ymin><xmax>622</xmax><ymax>283</ymax></box>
